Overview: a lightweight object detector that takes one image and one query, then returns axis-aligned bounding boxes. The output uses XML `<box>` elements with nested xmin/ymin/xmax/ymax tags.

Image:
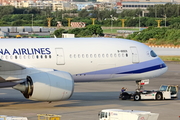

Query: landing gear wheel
<box><xmin>134</xmin><ymin>94</ymin><xmax>141</xmax><ymax>101</ymax></box>
<box><xmin>156</xmin><ymin>93</ymin><xmax>162</xmax><ymax>100</ymax></box>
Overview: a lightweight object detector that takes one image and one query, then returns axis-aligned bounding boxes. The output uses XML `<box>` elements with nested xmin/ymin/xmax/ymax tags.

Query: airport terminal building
<box><xmin>122</xmin><ymin>2</ymin><xmax>167</xmax><ymax>10</ymax></box>
<box><xmin>120</xmin><ymin>0</ymin><xmax>180</xmax><ymax>9</ymax></box>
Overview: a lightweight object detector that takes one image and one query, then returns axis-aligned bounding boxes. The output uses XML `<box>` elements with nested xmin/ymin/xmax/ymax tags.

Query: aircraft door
<box><xmin>55</xmin><ymin>48</ymin><xmax>65</xmax><ymax>65</ymax></box>
<box><xmin>130</xmin><ymin>46</ymin><xmax>139</xmax><ymax>63</ymax></box>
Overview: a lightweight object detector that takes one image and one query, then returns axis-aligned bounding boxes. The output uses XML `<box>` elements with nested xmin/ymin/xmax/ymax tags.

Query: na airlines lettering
<box><xmin>0</xmin><ymin>48</ymin><xmax>51</xmax><ymax>55</ymax></box>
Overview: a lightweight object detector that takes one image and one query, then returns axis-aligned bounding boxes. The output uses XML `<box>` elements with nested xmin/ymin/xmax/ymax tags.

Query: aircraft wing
<box><xmin>0</xmin><ymin>59</ymin><xmax>56</xmax><ymax>88</ymax></box>
<box><xmin>0</xmin><ymin>59</ymin><xmax>26</xmax><ymax>71</ymax></box>
<box><xmin>0</xmin><ymin>60</ymin><xmax>26</xmax><ymax>84</ymax></box>
<box><xmin>0</xmin><ymin>60</ymin><xmax>27</xmax><ymax>87</ymax></box>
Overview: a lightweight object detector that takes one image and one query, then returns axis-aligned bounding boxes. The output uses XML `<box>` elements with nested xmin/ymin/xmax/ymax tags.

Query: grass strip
<box><xmin>159</xmin><ymin>56</ymin><xmax>180</xmax><ymax>62</ymax></box>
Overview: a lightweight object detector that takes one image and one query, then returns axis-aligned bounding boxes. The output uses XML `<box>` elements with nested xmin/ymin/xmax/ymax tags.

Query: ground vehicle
<box><xmin>98</xmin><ymin>109</ymin><xmax>159</xmax><ymax>120</ymax></box>
<box><xmin>120</xmin><ymin>85</ymin><xmax>178</xmax><ymax>101</ymax></box>
<box><xmin>16</xmin><ymin>34</ymin><xmax>21</xmax><ymax>38</ymax></box>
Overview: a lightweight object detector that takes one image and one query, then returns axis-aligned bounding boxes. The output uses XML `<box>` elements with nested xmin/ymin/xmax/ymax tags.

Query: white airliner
<box><xmin>0</xmin><ymin>38</ymin><xmax>167</xmax><ymax>102</ymax></box>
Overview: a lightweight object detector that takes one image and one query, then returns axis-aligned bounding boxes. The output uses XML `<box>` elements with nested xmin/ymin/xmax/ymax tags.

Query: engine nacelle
<box><xmin>13</xmin><ymin>71</ymin><xmax>74</xmax><ymax>102</ymax></box>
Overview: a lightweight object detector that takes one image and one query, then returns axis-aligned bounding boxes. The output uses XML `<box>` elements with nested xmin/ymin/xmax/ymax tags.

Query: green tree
<box><xmin>54</xmin><ymin>29</ymin><xmax>66</xmax><ymax>38</ymax></box>
<box><xmin>168</xmin><ymin>22</ymin><xmax>180</xmax><ymax>29</ymax></box>
<box><xmin>78</xmin><ymin>9</ymin><xmax>89</xmax><ymax>18</ymax></box>
<box><xmin>11</xmin><ymin>19</ymin><xmax>24</xmax><ymax>26</ymax></box>
<box><xmin>68</xmin><ymin>28</ymin><xmax>82</xmax><ymax>36</ymax></box>
<box><xmin>86</xmin><ymin>24</ymin><xmax>103</xmax><ymax>35</ymax></box>
<box><xmin>0</xmin><ymin>6</ymin><xmax>14</xmax><ymax>18</ymax></box>
<box><xmin>147</xmin><ymin>3</ymin><xmax>180</xmax><ymax>18</ymax></box>
<box><xmin>119</xmin><ymin>9</ymin><xmax>142</xmax><ymax>18</ymax></box>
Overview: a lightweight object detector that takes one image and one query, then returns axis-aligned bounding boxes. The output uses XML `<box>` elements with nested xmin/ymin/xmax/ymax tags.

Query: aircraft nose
<box><xmin>160</xmin><ymin>62</ymin><xmax>167</xmax><ymax>68</ymax></box>
<box><xmin>159</xmin><ymin>59</ymin><xmax>168</xmax><ymax>74</ymax></box>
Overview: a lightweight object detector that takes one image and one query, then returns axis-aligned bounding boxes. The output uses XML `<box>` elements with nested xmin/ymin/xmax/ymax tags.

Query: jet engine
<box><xmin>13</xmin><ymin>71</ymin><xmax>74</xmax><ymax>102</ymax></box>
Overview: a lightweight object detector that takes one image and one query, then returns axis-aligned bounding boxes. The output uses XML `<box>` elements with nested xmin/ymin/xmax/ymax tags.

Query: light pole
<box><xmin>32</xmin><ymin>14</ymin><xmax>33</xmax><ymax>27</ymax></box>
<box><xmin>155</xmin><ymin>6</ymin><xmax>157</xmax><ymax>18</ymax></box>
<box><xmin>161</xmin><ymin>14</ymin><xmax>167</xmax><ymax>27</ymax></box>
<box><xmin>164</xmin><ymin>14</ymin><xmax>167</xmax><ymax>27</ymax></box>
<box><xmin>32</xmin><ymin>14</ymin><xmax>33</xmax><ymax>34</ymax></box>
<box><xmin>138</xmin><ymin>14</ymin><xmax>141</xmax><ymax>31</ymax></box>
<box><xmin>178</xmin><ymin>5</ymin><xmax>179</xmax><ymax>16</ymax></box>
<box><xmin>110</xmin><ymin>15</ymin><xmax>113</xmax><ymax>33</ymax></box>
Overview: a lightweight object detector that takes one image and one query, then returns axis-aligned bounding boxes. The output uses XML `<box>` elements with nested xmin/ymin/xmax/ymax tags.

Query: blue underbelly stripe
<box><xmin>117</xmin><ymin>63</ymin><xmax>166</xmax><ymax>74</ymax></box>
<box><xmin>78</xmin><ymin>58</ymin><xmax>166</xmax><ymax>75</ymax></box>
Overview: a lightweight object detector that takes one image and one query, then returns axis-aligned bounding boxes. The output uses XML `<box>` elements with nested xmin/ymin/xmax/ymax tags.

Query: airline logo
<box><xmin>0</xmin><ymin>48</ymin><xmax>51</xmax><ymax>55</ymax></box>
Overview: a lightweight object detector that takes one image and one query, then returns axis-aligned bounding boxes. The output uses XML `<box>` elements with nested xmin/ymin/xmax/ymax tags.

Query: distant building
<box><xmin>0</xmin><ymin>31</ymin><xmax>9</xmax><ymax>38</ymax></box>
<box><xmin>52</xmin><ymin>2</ymin><xmax>77</xmax><ymax>11</ymax></box>
<box><xmin>122</xmin><ymin>0</ymin><xmax>177</xmax><ymax>2</ymax></box>
<box><xmin>139</xmin><ymin>0</ymin><xmax>175</xmax><ymax>2</ymax></box>
<box><xmin>121</xmin><ymin>1</ymin><xmax>180</xmax><ymax>10</ymax></box>
<box><xmin>0</xmin><ymin>0</ymin><xmax>180</xmax><ymax>11</ymax></box>
<box><xmin>122</xmin><ymin>0</ymin><xmax>139</xmax><ymax>1</ymax></box>
<box><xmin>75</xmin><ymin>2</ymin><xmax>94</xmax><ymax>10</ymax></box>
<box><xmin>95</xmin><ymin>2</ymin><xmax>117</xmax><ymax>10</ymax></box>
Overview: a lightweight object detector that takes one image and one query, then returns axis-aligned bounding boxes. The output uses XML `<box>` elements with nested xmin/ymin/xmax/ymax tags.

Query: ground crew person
<box><xmin>121</xmin><ymin>87</ymin><xmax>127</xmax><ymax>93</ymax></box>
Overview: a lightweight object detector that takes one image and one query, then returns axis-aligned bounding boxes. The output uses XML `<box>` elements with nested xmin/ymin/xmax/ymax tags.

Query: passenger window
<box><xmin>78</xmin><ymin>54</ymin><xmax>81</xmax><ymax>58</ymax></box>
<box><xmin>102</xmin><ymin>54</ymin><xmax>105</xmax><ymax>58</ymax></box>
<box><xmin>70</xmin><ymin>54</ymin><xmax>72</xmax><ymax>58</ymax></box>
<box><xmin>5</xmin><ymin>55</ymin><xmax>8</xmax><ymax>59</ymax></box>
<box><xmin>45</xmin><ymin>55</ymin><xmax>47</xmax><ymax>59</ymax></box>
<box><xmin>126</xmin><ymin>53</ymin><xmax>128</xmax><ymax>57</ymax></box>
<box><xmin>74</xmin><ymin>54</ymin><xmax>76</xmax><ymax>58</ymax></box>
<box><xmin>101</xmin><ymin>112</ymin><xmax>105</xmax><ymax>118</ymax></box>
<box><xmin>118</xmin><ymin>54</ymin><xmax>121</xmax><ymax>57</ymax></box>
<box><xmin>36</xmin><ymin>55</ymin><xmax>39</xmax><ymax>59</ymax></box>
<box><xmin>19</xmin><ymin>56</ymin><xmax>22</xmax><ymax>59</ymax></box>
<box><xmin>105</xmin><ymin>112</ymin><xmax>107</xmax><ymax>118</ymax></box>
<box><xmin>122</xmin><ymin>53</ymin><xmax>124</xmax><ymax>57</ymax></box>
<box><xmin>10</xmin><ymin>55</ymin><xmax>13</xmax><ymax>59</ymax></box>
<box><xmin>114</xmin><ymin>54</ymin><xmax>117</xmax><ymax>57</ymax></box>
<box><xmin>98</xmin><ymin>54</ymin><xmax>101</xmax><ymax>58</ymax></box>
<box><xmin>90</xmin><ymin>54</ymin><xmax>93</xmax><ymax>58</ymax></box>
<box><xmin>49</xmin><ymin>55</ymin><xmax>51</xmax><ymax>58</ymax></box>
<box><xmin>15</xmin><ymin>56</ymin><xmax>17</xmax><ymax>59</ymax></box>
<box><xmin>86</xmin><ymin>54</ymin><xmax>89</xmax><ymax>58</ymax></box>
<box><xmin>94</xmin><ymin>54</ymin><xmax>97</xmax><ymax>58</ymax></box>
<box><xmin>106</xmin><ymin>54</ymin><xmax>109</xmax><ymax>57</ymax></box>
<box><xmin>41</xmin><ymin>55</ymin><xmax>43</xmax><ymax>59</ymax></box>
<box><xmin>82</xmin><ymin>54</ymin><xmax>85</xmax><ymax>58</ymax></box>
<box><xmin>32</xmin><ymin>55</ymin><xmax>35</xmax><ymax>59</ymax></box>
<box><xmin>110</xmin><ymin>54</ymin><xmax>113</xmax><ymax>57</ymax></box>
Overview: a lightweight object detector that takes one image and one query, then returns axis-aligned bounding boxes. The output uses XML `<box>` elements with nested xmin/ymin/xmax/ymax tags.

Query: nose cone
<box><xmin>157</xmin><ymin>58</ymin><xmax>168</xmax><ymax>76</ymax></box>
<box><xmin>161</xmin><ymin>62</ymin><xmax>168</xmax><ymax>74</ymax></box>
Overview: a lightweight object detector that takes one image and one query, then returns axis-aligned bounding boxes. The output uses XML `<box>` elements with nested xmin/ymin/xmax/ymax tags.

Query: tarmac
<box><xmin>0</xmin><ymin>61</ymin><xmax>180</xmax><ymax>120</ymax></box>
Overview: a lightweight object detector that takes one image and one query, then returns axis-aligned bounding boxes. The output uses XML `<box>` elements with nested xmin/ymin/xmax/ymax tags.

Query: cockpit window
<box><xmin>150</xmin><ymin>50</ymin><xmax>157</xmax><ymax>57</ymax></box>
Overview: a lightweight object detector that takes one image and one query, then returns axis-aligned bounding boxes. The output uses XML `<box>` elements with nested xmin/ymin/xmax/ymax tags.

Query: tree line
<box><xmin>0</xmin><ymin>3</ymin><xmax>180</xmax><ymax>27</ymax></box>
<box><xmin>54</xmin><ymin>24</ymin><xmax>103</xmax><ymax>37</ymax></box>
<box><xmin>127</xmin><ymin>24</ymin><xmax>180</xmax><ymax>45</ymax></box>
